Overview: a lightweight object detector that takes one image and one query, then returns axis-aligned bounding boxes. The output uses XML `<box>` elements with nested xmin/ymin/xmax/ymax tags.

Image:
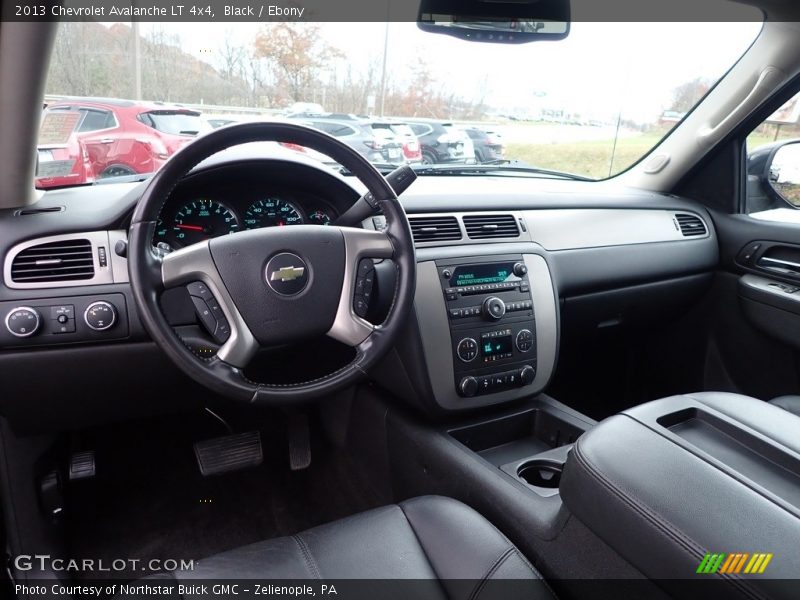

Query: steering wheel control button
<box><xmin>482</xmin><ymin>296</ymin><xmax>506</xmax><ymax>321</ymax></box>
<box><xmin>457</xmin><ymin>337</ymin><xmax>479</xmax><ymax>363</ymax></box>
<box><xmin>84</xmin><ymin>301</ymin><xmax>117</xmax><ymax>331</ymax></box>
<box><xmin>189</xmin><ymin>294</ymin><xmax>230</xmax><ymax>344</ymax></box>
<box><xmin>5</xmin><ymin>307</ymin><xmax>41</xmax><ymax>338</ymax></box>
<box><xmin>516</xmin><ymin>329</ymin><xmax>534</xmax><ymax>352</ymax></box>
<box><xmin>187</xmin><ymin>281</ymin><xmax>214</xmax><ymax>301</ymax></box>
<box><xmin>265</xmin><ymin>253</ymin><xmax>309</xmax><ymax>296</ymax></box>
<box><xmin>353</xmin><ymin>259</ymin><xmax>375</xmax><ymax>319</ymax></box>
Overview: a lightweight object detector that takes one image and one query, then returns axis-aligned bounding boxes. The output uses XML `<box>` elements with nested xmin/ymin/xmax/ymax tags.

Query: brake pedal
<box><xmin>194</xmin><ymin>431</ymin><xmax>263</xmax><ymax>477</ymax></box>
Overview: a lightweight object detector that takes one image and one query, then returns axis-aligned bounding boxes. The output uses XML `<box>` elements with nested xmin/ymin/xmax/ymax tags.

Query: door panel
<box><xmin>709</xmin><ymin>211</ymin><xmax>800</xmax><ymax>399</ymax></box>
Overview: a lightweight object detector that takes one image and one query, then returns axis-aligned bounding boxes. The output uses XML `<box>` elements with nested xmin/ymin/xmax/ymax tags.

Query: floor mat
<box><xmin>65</xmin><ymin>410</ymin><xmax>386</xmax><ymax>580</ymax></box>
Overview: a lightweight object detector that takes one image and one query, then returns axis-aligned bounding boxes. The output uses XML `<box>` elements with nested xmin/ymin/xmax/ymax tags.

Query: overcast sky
<box><xmin>133</xmin><ymin>21</ymin><xmax>762</xmax><ymax>122</ymax></box>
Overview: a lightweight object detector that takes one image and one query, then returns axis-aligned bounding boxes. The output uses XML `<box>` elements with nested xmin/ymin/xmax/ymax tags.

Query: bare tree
<box><xmin>254</xmin><ymin>23</ymin><xmax>342</xmax><ymax>104</ymax></box>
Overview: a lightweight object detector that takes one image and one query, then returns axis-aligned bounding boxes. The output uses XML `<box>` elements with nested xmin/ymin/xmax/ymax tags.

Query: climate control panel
<box><xmin>0</xmin><ymin>293</ymin><xmax>128</xmax><ymax>348</ymax></box>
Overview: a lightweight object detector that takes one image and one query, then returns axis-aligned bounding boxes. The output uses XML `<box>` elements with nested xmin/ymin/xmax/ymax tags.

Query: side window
<box><xmin>78</xmin><ymin>109</ymin><xmax>115</xmax><ymax>132</ymax></box>
<box><xmin>409</xmin><ymin>124</ymin><xmax>429</xmax><ymax>137</ymax></box>
<box><xmin>745</xmin><ymin>90</ymin><xmax>800</xmax><ymax>219</ymax></box>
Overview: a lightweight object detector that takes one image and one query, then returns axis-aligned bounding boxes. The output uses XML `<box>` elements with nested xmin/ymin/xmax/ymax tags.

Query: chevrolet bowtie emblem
<box><xmin>270</xmin><ymin>266</ymin><xmax>305</xmax><ymax>282</ymax></box>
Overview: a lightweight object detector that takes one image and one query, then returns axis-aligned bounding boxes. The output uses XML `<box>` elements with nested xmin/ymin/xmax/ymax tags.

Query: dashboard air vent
<box><xmin>10</xmin><ymin>238</ymin><xmax>95</xmax><ymax>283</ymax></box>
<box><xmin>463</xmin><ymin>214</ymin><xmax>520</xmax><ymax>239</ymax></box>
<box><xmin>408</xmin><ymin>216</ymin><xmax>462</xmax><ymax>243</ymax></box>
<box><xmin>675</xmin><ymin>213</ymin><xmax>707</xmax><ymax>237</ymax></box>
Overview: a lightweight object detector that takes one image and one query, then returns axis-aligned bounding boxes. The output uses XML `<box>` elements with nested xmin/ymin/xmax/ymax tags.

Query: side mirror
<box><xmin>765</xmin><ymin>141</ymin><xmax>800</xmax><ymax>207</ymax></box>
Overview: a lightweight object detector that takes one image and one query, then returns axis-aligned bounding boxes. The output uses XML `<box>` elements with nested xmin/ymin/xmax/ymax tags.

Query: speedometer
<box><xmin>244</xmin><ymin>198</ymin><xmax>304</xmax><ymax>228</ymax></box>
<box><xmin>169</xmin><ymin>199</ymin><xmax>240</xmax><ymax>247</ymax></box>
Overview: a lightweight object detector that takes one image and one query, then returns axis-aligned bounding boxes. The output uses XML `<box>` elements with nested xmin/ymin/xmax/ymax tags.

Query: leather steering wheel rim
<box><xmin>128</xmin><ymin>122</ymin><xmax>416</xmax><ymax>405</ymax></box>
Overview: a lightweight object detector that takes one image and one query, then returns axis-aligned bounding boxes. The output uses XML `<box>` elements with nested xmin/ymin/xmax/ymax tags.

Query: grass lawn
<box><xmin>506</xmin><ymin>132</ymin><xmax>665</xmax><ymax>180</ymax></box>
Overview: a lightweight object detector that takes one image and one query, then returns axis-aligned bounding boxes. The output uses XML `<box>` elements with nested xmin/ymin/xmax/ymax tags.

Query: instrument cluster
<box><xmin>153</xmin><ymin>192</ymin><xmax>337</xmax><ymax>251</ymax></box>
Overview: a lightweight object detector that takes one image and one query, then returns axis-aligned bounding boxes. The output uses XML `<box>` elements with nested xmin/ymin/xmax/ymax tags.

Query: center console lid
<box><xmin>560</xmin><ymin>392</ymin><xmax>800</xmax><ymax>599</ymax></box>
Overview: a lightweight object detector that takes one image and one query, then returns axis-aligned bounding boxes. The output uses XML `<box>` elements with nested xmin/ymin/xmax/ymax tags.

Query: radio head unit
<box><xmin>437</xmin><ymin>255</ymin><xmax>537</xmax><ymax>398</ymax></box>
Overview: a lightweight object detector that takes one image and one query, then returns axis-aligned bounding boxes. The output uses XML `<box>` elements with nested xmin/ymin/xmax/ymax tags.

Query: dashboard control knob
<box><xmin>520</xmin><ymin>365</ymin><xmax>536</xmax><ymax>386</ymax></box>
<box><xmin>513</xmin><ymin>262</ymin><xmax>528</xmax><ymax>277</ymax></box>
<box><xmin>5</xmin><ymin>307</ymin><xmax>41</xmax><ymax>338</ymax></box>
<box><xmin>456</xmin><ymin>337</ymin><xmax>478</xmax><ymax>363</ymax></box>
<box><xmin>516</xmin><ymin>329</ymin><xmax>534</xmax><ymax>352</ymax></box>
<box><xmin>459</xmin><ymin>376</ymin><xmax>478</xmax><ymax>397</ymax></box>
<box><xmin>84</xmin><ymin>301</ymin><xmax>117</xmax><ymax>331</ymax></box>
<box><xmin>482</xmin><ymin>296</ymin><xmax>506</xmax><ymax>321</ymax></box>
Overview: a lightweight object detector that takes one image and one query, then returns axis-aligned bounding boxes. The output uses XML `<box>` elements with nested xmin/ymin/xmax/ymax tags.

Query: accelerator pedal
<box><xmin>288</xmin><ymin>412</ymin><xmax>311</xmax><ymax>471</ymax></box>
<box><xmin>194</xmin><ymin>431</ymin><xmax>263</xmax><ymax>477</ymax></box>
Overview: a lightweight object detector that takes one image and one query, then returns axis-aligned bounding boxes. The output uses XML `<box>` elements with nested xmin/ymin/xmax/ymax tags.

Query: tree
<box><xmin>670</xmin><ymin>77</ymin><xmax>711</xmax><ymax>113</ymax></box>
<box><xmin>253</xmin><ymin>23</ymin><xmax>342</xmax><ymax>104</ymax></box>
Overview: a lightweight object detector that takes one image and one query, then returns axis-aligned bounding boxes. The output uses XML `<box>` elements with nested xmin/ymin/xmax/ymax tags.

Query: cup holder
<box><xmin>517</xmin><ymin>460</ymin><xmax>563</xmax><ymax>488</ymax></box>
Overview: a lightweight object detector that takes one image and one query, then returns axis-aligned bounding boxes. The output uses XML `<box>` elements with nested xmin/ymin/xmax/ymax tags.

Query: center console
<box><xmin>560</xmin><ymin>393</ymin><xmax>800</xmax><ymax>598</ymax></box>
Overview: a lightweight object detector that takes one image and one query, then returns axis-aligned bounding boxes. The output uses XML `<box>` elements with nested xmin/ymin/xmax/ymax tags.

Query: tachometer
<box><xmin>170</xmin><ymin>199</ymin><xmax>240</xmax><ymax>247</ymax></box>
<box><xmin>244</xmin><ymin>198</ymin><xmax>304</xmax><ymax>228</ymax></box>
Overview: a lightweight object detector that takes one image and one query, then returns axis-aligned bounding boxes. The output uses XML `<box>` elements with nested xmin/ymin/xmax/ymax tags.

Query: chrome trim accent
<box><xmin>326</xmin><ymin>227</ymin><xmax>394</xmax><ymax>347</ymax></box>
<box><xmin>161</xmin><ymin>241</ymin><xmax>258</xmax><ymax>368</ymax></box>
<box><xmin>108</xmin><ymin>230</ymin><xmax>130</xmax><ymax>284</ymax></box>
<box><xmin>4</xmin><ymin>306</ymin><xmax>40</xmax><ymax>338</ymax></box>
<box><xmin>759</xmin><ymin>256</ymin><xmax>800</xmax><ymax>270</ymax></box>
<box><xmin>3</xmin><ymin>230</ymin><xmax>126</xmax><ymax>289</ymax></box>
<box><xmin>83</xmin><ymin>301</ymin><xmax>116</xmax><ymax>331</ymax></box>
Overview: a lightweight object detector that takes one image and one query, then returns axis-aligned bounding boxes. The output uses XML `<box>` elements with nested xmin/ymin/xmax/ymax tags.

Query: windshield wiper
<box><xmin>411</xmin><ymin>163</ymin><xmax>593</xmax><ymax>181</ymax></box>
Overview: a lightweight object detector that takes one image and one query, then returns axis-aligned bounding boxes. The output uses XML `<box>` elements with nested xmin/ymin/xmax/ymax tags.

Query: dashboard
<box><xmin>0</xmin><ymin>153</ymin><xmax>721</xmax><ymax>428</ymax></box>
<box><xmin>153</xmin><ymin>186</ymin><xmax>340</xmax><ymax>251</ymax></box>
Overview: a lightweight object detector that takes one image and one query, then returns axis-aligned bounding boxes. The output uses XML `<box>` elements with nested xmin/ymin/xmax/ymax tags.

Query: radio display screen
<box><xmin>450</xmin><ymin>262</ymin><xmax>516</xmax><ymax>287</ymax></box>
<box><xmin>481</xmin><ymin>335</ymin><xmax>513</xmax><ymax>357</ymax></box>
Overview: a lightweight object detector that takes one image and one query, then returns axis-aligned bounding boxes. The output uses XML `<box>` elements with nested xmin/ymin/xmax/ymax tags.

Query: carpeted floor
<box><xmin>65</xmin><ymin>410</ymin><xmax>386</xmax><ymax>580</ymax></box>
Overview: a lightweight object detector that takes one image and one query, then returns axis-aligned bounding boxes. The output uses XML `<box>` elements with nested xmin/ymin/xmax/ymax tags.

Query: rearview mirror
<box><xmin>418</xmin><ymin>0</ymin><xmax>570</xmax><ymax>43</ymax></box>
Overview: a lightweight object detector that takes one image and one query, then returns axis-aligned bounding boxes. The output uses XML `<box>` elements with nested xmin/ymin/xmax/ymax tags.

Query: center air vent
<box><xmin>463</xmin><ymin>214</ymin><xmax>520</xmax><ymax>239</ymax></box>
<box><xmin>408</xmin><ymin>215</ymin><xmax>462</xmax><ymax>243</ymax></box>
<box><xmin>10</xmin><ymin>238</ymin><xmax>95</xmax><ymax>283</ymax></box>
<box><xmin>675</xmin><ymin>213</ymin><xmax>707</xmax><ymax>237</ymax></box>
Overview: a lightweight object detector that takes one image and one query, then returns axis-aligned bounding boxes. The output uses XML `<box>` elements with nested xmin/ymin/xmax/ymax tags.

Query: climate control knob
<box><xmin>84</xmin><ymin>301</ymin><xmax>117</xmax><ymax>331</ymax></box>
<box><xmin>520</xmin><ymin>365</ymin><xmax>536</xmax><ymax>386</ymax></box>
<box><xmin>456</xmin><ymin>338</ymin><xmax>478</xmax><ymax>363</ymax></box>
<box><xmin>516</xmin><ymin>329</ymin><xmax>534</xmax><ymax>352</ymax></box>
<box><xmin>482</xmin><ymin>296</ymin><xmax>506</xmax><ymax>321</ymax></box>
<box><xmin>459</xmin><ymin>376</ymin><xmax>478</xmax><ymax>397</ymax></box>
<box><xmin>5</xmin><ymin>307</ymin><xmax>41</xmax><ymax>338</ymax></box>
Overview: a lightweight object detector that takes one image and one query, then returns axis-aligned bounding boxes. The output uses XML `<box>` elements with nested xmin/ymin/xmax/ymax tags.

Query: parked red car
<box><xmin>36</xmin><ymin>98</ymin><xmax>210</xmax><ymax>189</ymax></box>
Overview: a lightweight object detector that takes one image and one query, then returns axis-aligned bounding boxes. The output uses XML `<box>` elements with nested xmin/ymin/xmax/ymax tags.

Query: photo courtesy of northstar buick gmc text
<box><xmin>2</xmin><ymin>0</ymin><xmax>800</xmax><ymax>599</ymax></box>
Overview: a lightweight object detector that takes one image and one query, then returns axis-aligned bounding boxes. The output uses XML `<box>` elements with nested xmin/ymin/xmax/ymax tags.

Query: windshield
<box><xmin>38</xmin><ymin>21</ymin><xmax>761</xmax><ymax>188</ymax></box>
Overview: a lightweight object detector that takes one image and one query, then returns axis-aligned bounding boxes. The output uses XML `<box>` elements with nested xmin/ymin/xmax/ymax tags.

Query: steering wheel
<box><xmin>128</xmin><ymin>122</ymin><xmax>416</xmax><ymax>404</ymax></box>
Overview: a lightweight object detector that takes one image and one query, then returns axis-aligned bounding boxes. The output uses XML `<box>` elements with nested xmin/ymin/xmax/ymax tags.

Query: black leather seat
<box><xmin>769</xmin><ymin>395</ymin><xmax>800</xmax><ymax>416</ymax></box>
<box><xmin>122</xmin><ymin>496</ymin><xmax>554</xmax><ymax>599</ymax></box>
